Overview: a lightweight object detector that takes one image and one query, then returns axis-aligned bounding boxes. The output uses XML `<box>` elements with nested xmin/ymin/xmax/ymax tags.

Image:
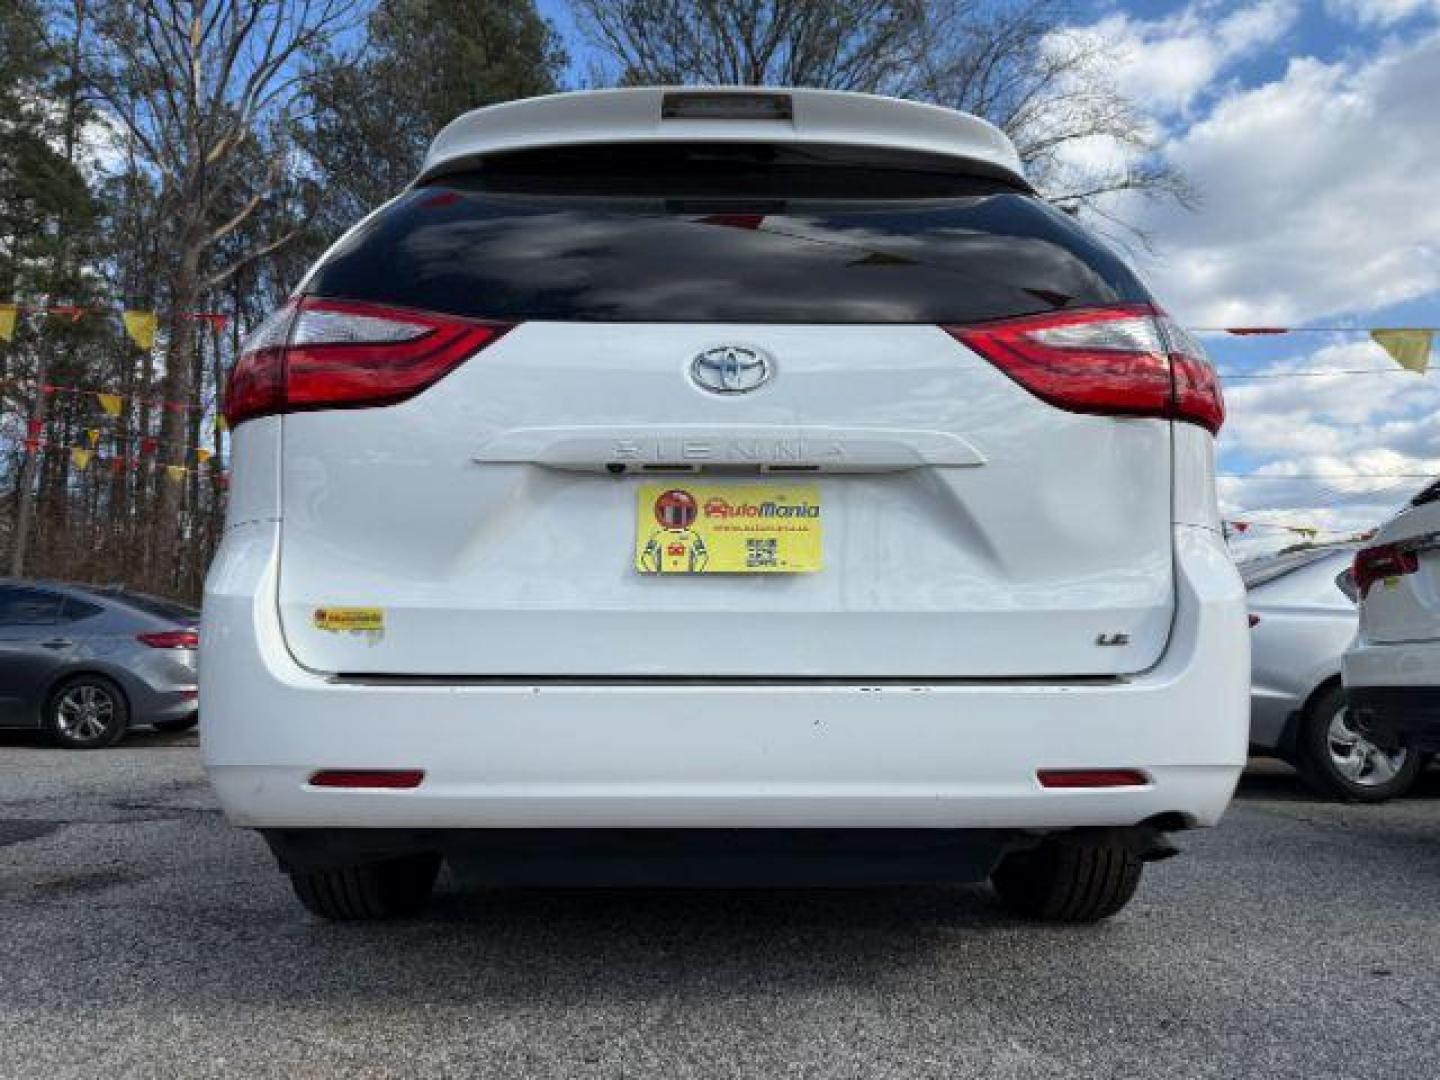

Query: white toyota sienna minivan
<box><xmin>202</xmin><ymin>87</ymin><xmax>1249</xmax><ymax>922</ymax></box>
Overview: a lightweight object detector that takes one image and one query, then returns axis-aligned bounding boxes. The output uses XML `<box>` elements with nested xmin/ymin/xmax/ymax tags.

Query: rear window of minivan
<box><xmin>305</xmin><ymin>142</ymin><xmax>1149</xmax><ymax>325</ymax></box>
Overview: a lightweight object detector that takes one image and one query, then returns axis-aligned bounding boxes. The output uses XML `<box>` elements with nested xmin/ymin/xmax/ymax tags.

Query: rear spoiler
<box><xmin>418</xmin><ymin>86</ymin><xmax>1029</xmax><ymax>190</ymax></box>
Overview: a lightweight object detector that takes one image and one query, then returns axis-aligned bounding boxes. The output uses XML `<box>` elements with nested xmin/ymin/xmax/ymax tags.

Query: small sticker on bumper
<box><xmin>312</xmin><ymin>606</ymin><xmax>385</xmax><ymax>644</ymax></box>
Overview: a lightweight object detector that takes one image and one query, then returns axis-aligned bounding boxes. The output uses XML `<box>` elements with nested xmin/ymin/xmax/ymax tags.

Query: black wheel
<box><xmin>1294</xmin><ymin>684</ymin><xmax>1421</xmax><ymax>802</ymax></box>
<box><xmin>289</xmin><ymin>854</ymin><xmax>441</xmax><ymax>920</ymax></box>
<box><xmin>44</xmin><ymin>675</ymin><xmax>129</xmax><ymax>749</ymax></box>
<box><xmin>152</xmin><ymin>715</ymin><xmax>198</xmax><ymax>733</ymax></box>
<box><xmin>991</xmin><ymin>836</ymin><xmax>1143</xmax><ymax>922</ymax></box>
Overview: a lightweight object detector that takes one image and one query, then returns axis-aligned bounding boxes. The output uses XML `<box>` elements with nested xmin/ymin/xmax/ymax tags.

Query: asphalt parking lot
<box><xmin>2</xmin><ymin>733</ymin><xmax>1438</xmax><ymax>1080</ymax></box>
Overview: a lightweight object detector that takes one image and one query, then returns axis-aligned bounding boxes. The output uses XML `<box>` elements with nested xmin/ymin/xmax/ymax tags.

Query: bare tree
<box><xmin>912</xmin><ymin>1</ymin><xmax>1194</xmax><ymax>225</ymax></box>
<box><xmin>574</xmin><ymin>0</ymin><xmax>927</xmax><ymax>89</ymax></box>
<box><xmin>572</xmin><ymin>0</ymin><xmax>1193</xmax><ymax>227</ymax></box>
<box><xmin>85</xmin><ymin>0</ymin><xmax>361</xmax><ymax>584</ymax></box>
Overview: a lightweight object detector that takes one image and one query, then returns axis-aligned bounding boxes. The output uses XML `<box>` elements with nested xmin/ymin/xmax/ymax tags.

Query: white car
<box><xmin>1343</xmin><ymin>482</ymin><xmax>1440</xmax><ymax>760</ymax></box>
<box><xmin>201</xmin><ymin>87</ymin><xmax>1249</xmax><ymax>923</ymax></box>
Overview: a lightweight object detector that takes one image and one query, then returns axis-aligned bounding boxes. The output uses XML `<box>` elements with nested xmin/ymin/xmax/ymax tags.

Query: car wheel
<box><xmin>990</xmin><ymin>835</ymin><xmax>1143</xmax><ymax>922</ymax></box>
<box><xmin>1295</xmin><ymin>685</ymin><xmax>1421</xmax><ymax>802</ymax></box>
<box><xmin>289</xmin><ymin>854</ymin><xmax>441</xmax><ymax>920</ymax></box>
<box><xmin>44</xmin><ymin>675</ymin><xmax>130</xmax><ymax>749</ymax></box>
<box><xmin>152</xmin><ymin>715</ymin><xmax>199</xmax><ymax>733</ymax></box>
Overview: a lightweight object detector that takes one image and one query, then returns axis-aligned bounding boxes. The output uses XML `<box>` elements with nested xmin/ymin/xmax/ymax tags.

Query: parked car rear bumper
<box><xmin>202</xmin><ymin>521</ymin><xmax>1248</xmax><ymax>833</ymax></box>
<box><xmin>1348</xmin><ymin>686</ymin><xmax>1440</xmax><ymax>753</ymax></box>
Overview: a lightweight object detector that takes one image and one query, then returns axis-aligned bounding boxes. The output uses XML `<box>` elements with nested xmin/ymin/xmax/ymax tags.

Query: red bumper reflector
<box><xmin>309</xmin><ymin>769</ymin><xmax>425</xmax><ymax>789</ymax></box>
<box><xmin>1037</xmin><ymin>769</ymin><xmax>1149</xmax><ymax>789</ymax></box>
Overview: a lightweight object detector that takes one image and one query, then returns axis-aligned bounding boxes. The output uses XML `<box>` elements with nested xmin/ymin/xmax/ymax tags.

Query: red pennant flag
<box><xmin>111</xmin><ymin>458</ymin><xmax>127</xmax><ymax>475</ymax></box>
<box><xmin>26</xmin><ymin>419</ymin><xmax>43</xmax><ymax>438</ymax></box>
<box><xmin>23</xmin><ymin>438</ymin><xmax>39</xmax><ymax>454</ymax></box>
<box><xmin>140</xmin><ymin>436</ymin><xmax>157</xmax><ymax>455</ymax></box>
<box><xmin>186</xmin><ymin>312</ymin><xmax>230</xmax><ymax>332</ymax></box>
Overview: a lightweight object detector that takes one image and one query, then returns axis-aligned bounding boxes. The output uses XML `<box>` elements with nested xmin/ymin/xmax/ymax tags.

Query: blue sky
<box><xmin>540</xmin><ymin>0</ymin><xmax>1440</xmax><ymax>555</ymax></box>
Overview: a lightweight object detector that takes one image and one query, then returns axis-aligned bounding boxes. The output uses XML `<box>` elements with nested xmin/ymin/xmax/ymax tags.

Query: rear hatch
<box><xmin>1358</xmin><ymin>494</ymin><xmax>1440</xmax><ymax>644</ymax></box>
<box><xmin>255</xmin><ymin>143</ymin><xmax>1191</xmax><ymax>679</ymax></box>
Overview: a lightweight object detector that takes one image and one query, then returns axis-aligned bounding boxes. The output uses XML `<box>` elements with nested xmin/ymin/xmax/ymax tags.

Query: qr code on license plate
<box><xmin>746</xmin><ymin>538</ymin><xmax>779</xmax><ymax>567</ymax></box>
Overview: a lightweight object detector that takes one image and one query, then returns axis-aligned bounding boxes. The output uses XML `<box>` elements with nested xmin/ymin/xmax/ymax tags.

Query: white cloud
<box><xmin>1068</xmin><ymin>0</ymin><xmax>1298</xmax><ymax>116</ymax></box>
<box><xmin>1214</xmin><ymin>339</ymin><xmax>1439</xmax><ymax>547</ymax></box>
<box><xmin>1123</xmin><ymin>31</ymin><xmax>1440</xmax><ymax>327</ymax></box>
<box><xmin>1327</xmin><ymin>0</ymin><xmax>1440</xmax><ymax>26</ymax></box>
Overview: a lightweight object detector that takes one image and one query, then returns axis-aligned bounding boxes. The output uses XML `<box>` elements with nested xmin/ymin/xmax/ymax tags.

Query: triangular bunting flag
<box><xmin>122</xmin><ymin>310</ymin><xmax>158</xmax><ymax>350</ymax></box>
<box><xmin>0</xmin><ymin>303</ymin><xmax>17</xmax><ymax>342</ymax></box>
<box><xmin>139</xmin><ymin>436</ymin><xmax>157</xmax><ymax>455</ymax></box>
<box><xmin>86</xmin><ymin>428</ymin><xmax>100</xmax><ymax>448</ymax></box>
<box><xmin>195</xmin><ymin>448</ymin><xmax>213</xmax><ymax>465</ymax></box>
<box><xmin>164</xmin><ymin>464</ymin><xmax>186</xmax><ymax>482</ymax></box>
<box><xmin>97</xmin><ymin>393</ymin><xmax>122</xmax><ymax>417</ymax></box>
<box><xmin>1371</xmin><ymin>329</ymin><xmax>1433</xmax><ymax>374</ymax></box>
<box><xmin>216</xmin><ymin>414</ymin><xmax>228</xmax><ymax>433</ymax></box>
<box><xmin>71</xmin><ymin>448</ymin><xmax>92</xmax><ymax>470</ymax></box>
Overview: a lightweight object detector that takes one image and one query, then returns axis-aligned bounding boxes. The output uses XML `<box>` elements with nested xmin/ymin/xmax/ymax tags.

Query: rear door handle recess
<box><xmin>40</xmin><ymin>639</ymin><xmax>74</xmax><ymax>649</ymax></box>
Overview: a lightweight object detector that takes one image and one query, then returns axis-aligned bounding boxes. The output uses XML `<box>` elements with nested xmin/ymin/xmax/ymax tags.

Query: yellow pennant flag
<box><xmin>71</xmin><ymin>448</ymin><xmax>92</xmax><ymax>471</ymax></box>
<box><xmin>1371</xmin><ymin>329</ymin><xmax>1433</xmax><ymax>374</ymax></box>
<box><xmin>122</xmin><ymin>310</ymin><xmax>157</xmax><ymax>350</ymax></box>
<box><xmin>0</xmin><ymin>303</ymin><xmax>17</xmax><ymax>342</ymax></box>
<box><xmin>97</xmin><ymin>392</ymin><xmax>122</xmax><ymax>417</ymax></box>
<box><xmin>215</xmin><ymin>414</ymin><xmax>228</xmax><ymax>434</ymax></box>
<box><xmin>165</xmin><ymin>464</ymin><xmax>186</xmax><ymax>483</ymax></box>
<box><xmin>195</xmin><ymin>447</ymin><xmax>213</xmax><ymax>465</ymax></box>
<box><xmin>86</xmin><ymin>428</ymin><xmax>100</xmax><ymax>448</ymax></box>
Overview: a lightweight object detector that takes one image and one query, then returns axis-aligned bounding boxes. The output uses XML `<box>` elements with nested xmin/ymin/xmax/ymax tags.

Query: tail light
<box><xmin>946</xmin><ymin>304</ymin><xmax>1224</xmax><ymax>432</ymax></box>
<box><xmin>1353</xmin><ymin>543</ymin><xmax>1420</xmax><ymax>599</ymax></box>
<box><xmin>137</xmin><ymin>629</ymin><xmax>199</xmax><ymax>649</ymax></box>
<box><xmin>223</xmin><ymin>299</ymin><xmax>513</xmax><ymax>427</ymax></box>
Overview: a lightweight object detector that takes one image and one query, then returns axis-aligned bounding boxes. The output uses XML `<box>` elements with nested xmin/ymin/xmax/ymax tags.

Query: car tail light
<box><xmin>1353</xmin><ymin>543</ymin><xmax>1420</xmax><ymax>599</ymax></box>
<box><xmin>308</xmin><ymin>769</ymin><xmax>425</xmax><ymax>789</ymax></box>
<box><xmin>1037</xmin><ymin>769</ymin><xmax>1150</xmax><ymax>788</ymax></box>
<box><xmin>947</xmin><ymin>304</ymin><xmax>1224</xmax><ymax>432</ymax></box>
<box><xmin>136</xmin><ymin>629</ymin><xmax>199</xmax><ymax>649</ymax></box>
<box><xmin>223</xmin><ymin>299</ymin><xmax>513</xmax><ymax>427</ymax></box>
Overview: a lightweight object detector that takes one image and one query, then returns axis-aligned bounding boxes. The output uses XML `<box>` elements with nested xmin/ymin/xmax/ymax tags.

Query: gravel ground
<box><xmin>2</xmin><ymin>730</ymin><xmax>1439</xmax><ymax>1079</ymax></box>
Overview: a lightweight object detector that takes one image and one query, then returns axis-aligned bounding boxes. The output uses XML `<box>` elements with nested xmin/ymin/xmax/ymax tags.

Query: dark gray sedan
<box><xmin>0</xmin><ymin>580</ymin><xmax>199</xmax><ymax>748</ymax></box>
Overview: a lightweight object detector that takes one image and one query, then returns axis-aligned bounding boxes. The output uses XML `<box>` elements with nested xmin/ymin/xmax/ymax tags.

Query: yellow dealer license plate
<box><xmin>635</xmin><ymin>483</ymin><xmax>822</xmax><ymax>574</ymax></box>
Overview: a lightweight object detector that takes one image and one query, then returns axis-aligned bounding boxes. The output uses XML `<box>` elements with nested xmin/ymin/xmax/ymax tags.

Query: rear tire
<box><xmin>991</xmin><ymin>836</ymin><xmax>1143</xmax><ymax>922</ymax></box>
<box><xmin>289</xmin><ymin>854</ymin><xmax>441</xmax><ymax>920</ymax></box>
<box><xmin>1295</xmin><ymin>685</ymin><xmax>1420</xmax><ymax>803</ymax></box>
<box><xmin>44</xmin><ymin>675</ymin><xmax>129</xmax><ymax>749</ymax></box>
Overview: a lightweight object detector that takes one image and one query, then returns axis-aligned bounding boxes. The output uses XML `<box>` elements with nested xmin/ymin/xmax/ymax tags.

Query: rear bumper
<box><xmin>202</xmin><ymin>522</ymin><xmax>1248</xmax><ymax>832</ymax></box>
<box><xmin>1349</xmin><ymin>687</ymin><xmax>1440</xmax><ymax>753</ymax></box>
